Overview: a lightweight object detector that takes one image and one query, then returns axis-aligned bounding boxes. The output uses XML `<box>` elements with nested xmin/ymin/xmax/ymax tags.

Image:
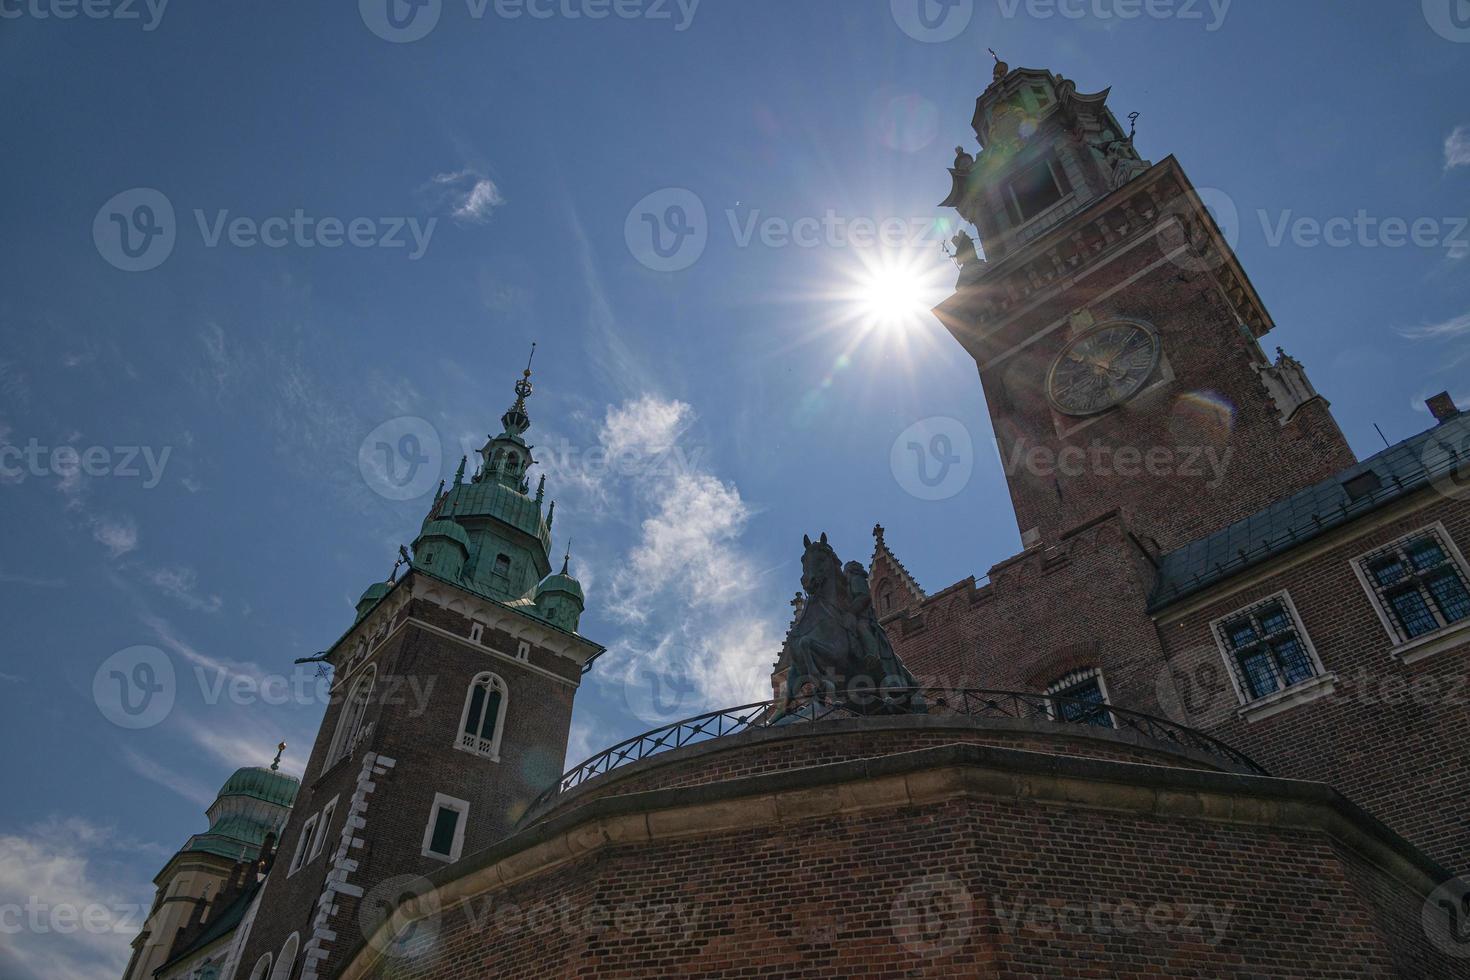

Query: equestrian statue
<box><xmin>776</xmin><ymin>533</ymin><xmax>926</xmax><ymax>717</ymax></box>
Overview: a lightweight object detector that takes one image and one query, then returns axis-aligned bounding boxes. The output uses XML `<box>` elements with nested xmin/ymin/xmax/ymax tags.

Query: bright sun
<box><xmin>857</xmin><ymin>267</ymin><xmax>931</xmax><ymax>329</ymax></box>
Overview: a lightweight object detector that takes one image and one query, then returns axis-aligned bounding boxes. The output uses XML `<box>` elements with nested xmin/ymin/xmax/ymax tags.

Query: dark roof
<box><xmin>154</xmin><ymin>878</ymin><xmax>261</xmax><ymax>976</ymax></box>
<box><xmin>1148</xmin><ymin>413</ymin><xmax>1470</xmax><ymax>612</ymax></box>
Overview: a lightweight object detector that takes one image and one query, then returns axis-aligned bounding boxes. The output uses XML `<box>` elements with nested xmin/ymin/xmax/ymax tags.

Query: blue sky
<box><xmin>1</xmin><ymin>2</ymin><xmax>1467</xmax><ymax>976</ymax></box>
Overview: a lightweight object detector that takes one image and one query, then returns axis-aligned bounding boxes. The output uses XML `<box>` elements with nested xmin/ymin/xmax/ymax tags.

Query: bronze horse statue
<box><xmin>778</xmin><ymin>533</ymin><xmax>925</xmax><ymax>716</ymax></box>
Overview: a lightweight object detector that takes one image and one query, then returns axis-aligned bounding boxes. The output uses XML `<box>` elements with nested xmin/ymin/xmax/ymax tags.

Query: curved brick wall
<box><xmin>343</xmin><ymin>739</ymin><xmax>1457</xmax><ymax>979</ymax></box>
<box><xmin>528</xmin><ymin>714</ymin><xmax>1247</xmax><ymax>824</ymax></box>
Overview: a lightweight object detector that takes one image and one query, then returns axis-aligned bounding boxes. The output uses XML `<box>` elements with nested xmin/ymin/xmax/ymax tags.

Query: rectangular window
<box><xmin>1007</xmin><ymin>156</ymin><xmax>1071</xmax><ymax>225</ymax></box>
<box><xmin>421</xmin><ymin>794</ymin><xmax>469</xmax><ymax>862</ymax></box>
<box><xmin>1355</xmin><ymin>526</ymin><xmax>1470</xmax><ymax>646</ymax></box>
<box><xmin>288</xmin><ymin>814</ymin><xmax>319</xmax><ymax>876</ymax></box>
<box><xmin>308</xmin><ymin>797</ymin><xmax>338</xmax><ymax>863</ymax></box>
<box><xmin>1211</xmin><ymin>592</ymin><xmax>1325</xmax><ymax>708</ymax></box>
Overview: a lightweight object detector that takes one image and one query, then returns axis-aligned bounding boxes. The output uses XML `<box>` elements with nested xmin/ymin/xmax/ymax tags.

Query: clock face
<box><xmin>1046</xmin><ymin>321</ymin><xmax>1160</xmax><ymax>416</ymax></box>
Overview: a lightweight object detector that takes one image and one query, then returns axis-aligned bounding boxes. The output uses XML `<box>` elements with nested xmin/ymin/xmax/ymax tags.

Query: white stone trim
<box><xmin>409</xmin><ymin>618</ymin><xmax>577</xmax><ymax>688</ymax></box>
<box><xmin>421</xmin><ymin>793</ymin><xmax>470</xmax><ymax>863</ymax></box>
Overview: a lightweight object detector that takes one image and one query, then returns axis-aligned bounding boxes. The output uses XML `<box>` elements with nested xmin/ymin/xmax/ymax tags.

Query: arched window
<box><xmin>268</xmin><ymin>933</ymin><xmax>298</xmax><ymax>980</ymax></box>
<box><xmin>490</xmin><ymin>554</ymin><xmax>512</xmax><ymax>594</ymax></box>
<box><xmin>247</xmin><ymin>954</ymin><xmax>272</xmax><ymax>980</ymax></box>
<box><xmin>1045</xmin><ymin>668</ymin><xmax>1113</xmax><ymax>728</ymax></box>
<box><xmin>881</xmin><ymin>584</ymin><xmax>894</xmax><ymax>613</ymax></box>
<box><xmin>325</xmin><ymin>665</ymin><xmax>376</xmax><ymax>771</ymax></box>
<box><xmin>456</xmin><ymin>672</ymin><xmax>507</xmax><ymax>760</ymax></box>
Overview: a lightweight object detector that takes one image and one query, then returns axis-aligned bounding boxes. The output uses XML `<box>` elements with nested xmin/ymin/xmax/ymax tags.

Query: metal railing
<box><xmin>526</xmin><ymin>688</ymin><xmax>1267</xmax><ymax>817</ymax></box>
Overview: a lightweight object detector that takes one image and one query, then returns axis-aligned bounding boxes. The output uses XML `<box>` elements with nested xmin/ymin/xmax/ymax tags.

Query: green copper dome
<box><xmin>416</xmin><ymin>519</ymin><xmax>472</xmax><ymax>552</ymax></box>
<box><xmin>536</xmin><ymin>569</ymin><xmax>584</xmax><ymax>603</ymax></box>
<box><xmin>181</xmin><ymin>764</ymin><xmax>299</xmax><ymax>860</ymax></box>
<box><xmin>218</xmin><ymin>765</ymin><xmax>300</xmax><ymax>808</ymax></box>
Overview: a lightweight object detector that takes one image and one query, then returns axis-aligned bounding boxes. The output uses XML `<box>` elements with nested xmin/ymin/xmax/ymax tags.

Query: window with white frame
<box><xmin>1212</xmin><ymin>593</ymin><xmax>1323</xmax><ymax>705</ymax></box>
<box><xmin>469</xmin><ymin>622</ymin><xmax>484</xmax><ymax>644</ymax></box>
<box><xmin>516</xmin><ymin>640</ymin><xmax>530</xmax><ymax>662</ymax></box>
<box><xmin>267</xmin><ymin>933</ymin><xmax>298</xmax><ymax>980</ymax></box>
<box><xmin>246</xmin><ymin>954</ymin><xmax>272</xmax><ymax>980</ymax></box>
<box><xmin>456</xmin><ymin>672</ymin><xmax>507</xmax><ymax>759</ymax></box>
<box><xmin>307</xmin><ymin>796</ymin><xmax>338</xmax><ymax>863</ymax></box>
<box><xmin>1354</xmin><ymin>525</ymin><xmax>1470</xmax><ymax>646</ymax></box>
<box><xmin>324</xmin><ymin>665</ymin><xmax>376</xmax><ymax>771</ymax></box>
<box><xmin>421</xmin><ymin>793</ymin><xmax>469</xmax><ymax>862</ymax></box>
<box><xmin>1044</xmin><ymin>668</ymin><xmax>1112</xmax><ymax>728</ymax></box>
<box><xmin>287</xmin><ymin>813</ymin><xmax>319</xmax><ymax>876</ymax></box>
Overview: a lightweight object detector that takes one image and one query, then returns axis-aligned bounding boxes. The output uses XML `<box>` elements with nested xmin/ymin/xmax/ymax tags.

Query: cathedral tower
<box><xmin>936</xmin><ymin>58</ymin><xmax>1357</xmax><ymax>553</ymax></box>
<box><xmin>221</xmin><ymin>364</ymin><xmax>602</xmax><ymax>980</ymax></box>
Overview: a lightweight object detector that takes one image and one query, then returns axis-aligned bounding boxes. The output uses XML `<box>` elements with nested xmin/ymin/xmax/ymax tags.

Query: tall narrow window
<box><xmin>1355</xmin><ymin>526</ymin><xmax>1470</xmax><ymax>646</ymax></box>
<box><xmin>490</xmin><ymin>554</ymin><xmax>512</xmax><ymax>594</ymax></box>
<box><xmin>1212</xmin><ymin>593</ymin><xmax>1325</xmax><ymax>707</ymax></box>
<box><xmin>247</xmin><ymin>954</ymin><xmax>272</xmax><ymax>980</ymax></box>
<box><xmin>268</xmin><ymin>934</ymin><xmax>299</xmax><ymax>980</ymax></box>
<box><xmin>287</xmin><ymin>814</ymin><xmax>319</xmax><ymax>876</ymax></box>
<box><xmin>1045</xmin><ymin>668</ymin><xmax>1112</xmax><ymax>728</ymax></box>
<box><xmin>308</xmin><ymin>797</ymin><xmax>338</xmax><ymax>863</ymax></box>
<box><xmin>456</xmin><ymin>672</ymin><xmax>508</xmax><ymax>760</ymax></box>
<box><xmin>325</xmin><ymin>665</ymin><xmax>376</xmax><ymax>772</ymax></box>
<box><xmin>421</xmin><ymin>793</ymin><xmax>469</xmax><ymax>862</ymax></box>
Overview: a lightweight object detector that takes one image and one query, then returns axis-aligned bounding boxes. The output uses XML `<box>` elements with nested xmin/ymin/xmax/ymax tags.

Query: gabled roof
<box><xmin>1149</xmin><ymin>414</ymin><xmax>1470</xmax><ymax>611</ymax></box>
<box><xmin>871</xmin><ymin>525</ymin><xmax>926</xmax><ymax>602</ymax></box>
<box><xmin>154</xmin><ymin>878</ymin><xmax>261</xmax><ymax>976</ymax></box>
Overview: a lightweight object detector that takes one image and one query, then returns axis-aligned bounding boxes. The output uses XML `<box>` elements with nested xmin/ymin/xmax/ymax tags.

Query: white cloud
<box><xmin>144</xmin><ymin>565</ymin><xmax>223</xmax><ymax>613</ymax></box>
<box><xmin>0</xmin><ymin>818</ymin><xmax>152</xmax><ymax>980</ymax></box>
<box><xmin>600</xmin><ymin>396</ymin><xmax>693</xmax><ymax>459</ymax></box>
<box><xmin>1399</xmin><ymin>311</ymin><xmax>1470</xmax><ymax>340</ymax></box>
<box><xmin>120</xmin><ymin>747</ymin><xmax>215</xmax><ymax>808</ymax></box>
<box><xmin>91</xmin><ymin>517</ymin><xmax>138</xmax><ymax>558</ymax></box>
<box><xmin>1445</xmin><ymin>124</ymin><xmax>1470</xmax><ymax>171</ymax></box>
<box><xmin>429</xmin><ymin>170</ymin><xmax>505</xmax><ymax>223</ymax></box>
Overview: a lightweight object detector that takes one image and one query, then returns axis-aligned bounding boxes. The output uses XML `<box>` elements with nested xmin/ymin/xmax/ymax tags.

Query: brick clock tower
<box><xmin>936</xmin><ymin>57</ymin><xmax>1356</xmax><ymax>554</ymax></box>
<box><xmin>221</xmin><ymin>367</ymin><xmax>602</xmax><ymax>980</ymax></box>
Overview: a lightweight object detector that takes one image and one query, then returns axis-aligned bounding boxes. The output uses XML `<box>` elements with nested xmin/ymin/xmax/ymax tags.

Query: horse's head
<box><xmin>800</xmin><ymin>532</ymin><xmax>842</xmax><ymax>598</ymax></box>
